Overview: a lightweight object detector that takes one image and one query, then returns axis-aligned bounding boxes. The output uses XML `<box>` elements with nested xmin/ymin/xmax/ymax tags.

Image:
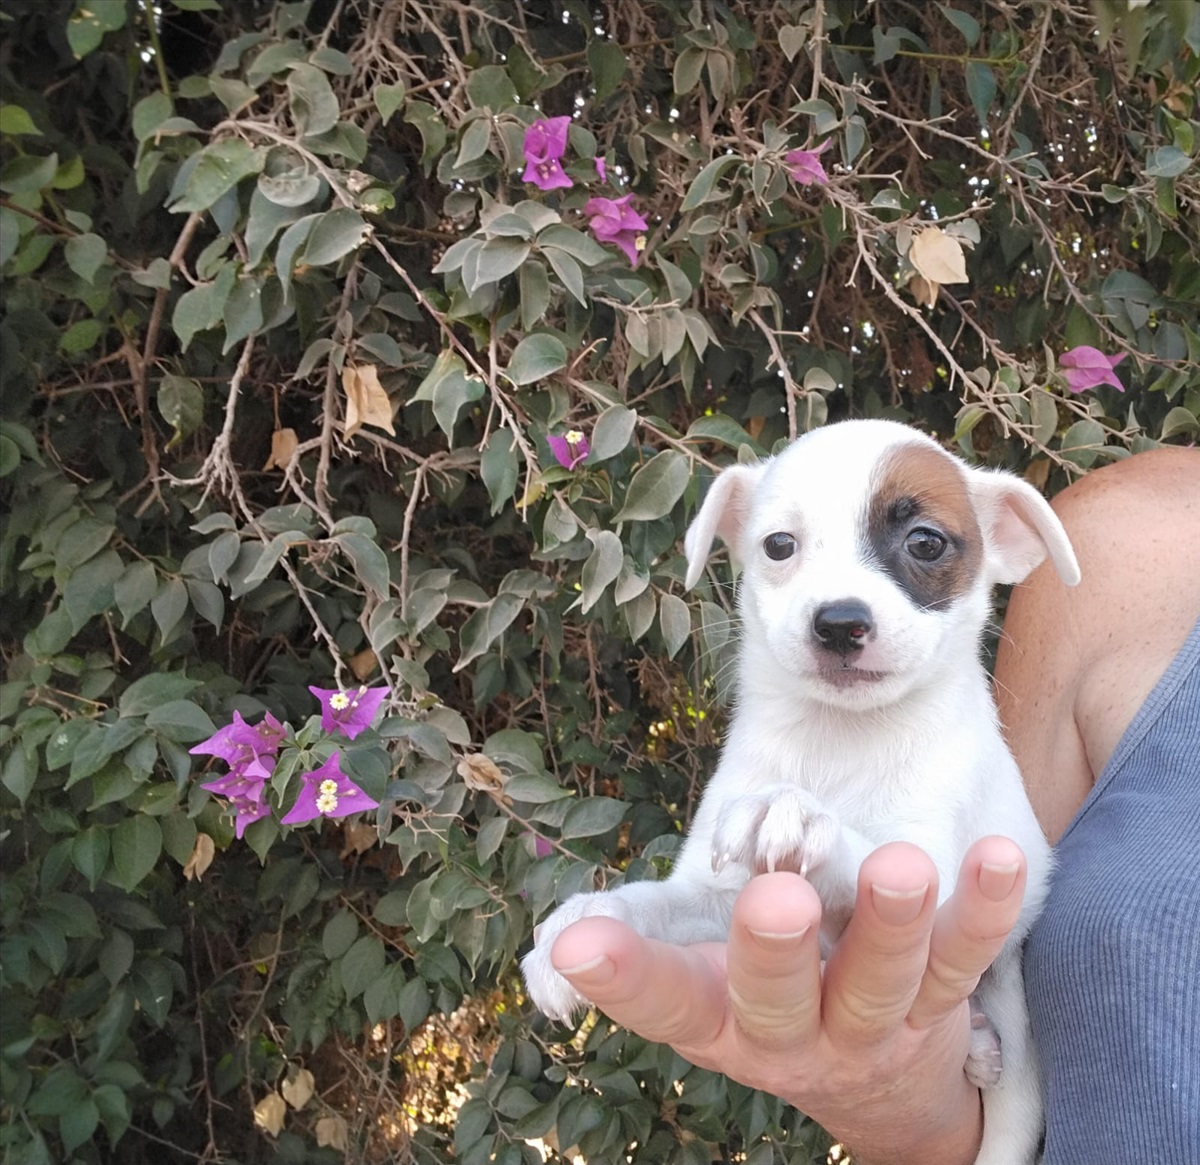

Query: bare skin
<box><xmin>552</xmin><ymin>445</ymin><xmax>1200</xmax><ymax>1165</ymax></box>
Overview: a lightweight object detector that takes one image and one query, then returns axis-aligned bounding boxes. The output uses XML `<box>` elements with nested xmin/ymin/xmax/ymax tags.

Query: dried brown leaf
<box><xmin>315</xmin><ymin>1114</ymin><xmax>349</xmax><ymax>1152</ymax></box>
<box><xmin>263</xmin><ymin>426</ymin><xmax>298</xmax><ymax>471</ymax></box>
<box><xmin>253</xmin><ymin>1093</ymin><xmax>286</xmax><ymax>1137</ymax></box>
<box><xmin>909</xmin><ymin>228</ymin><xmax>969</xmax><ymax>285</ymax></box>
<box><xmin>457</xmin><ymin>754</ymin><xmax>507</xmax><ymax>793</ymax></box>
<box><xmin>281</xmin><ymin>1067</ymin><xmax>315</xmax><ymax>1110</ymax></box>
<box><xmin>907</xmin><ymin>273</ymin><xmax>939</xmax><ymax>308</ymax></box>
<box><xmin>342</xmin><ymin>363</ymin><xmax>396</xmax><ymax>439</ymax></box>
<box><xmin>183</xmin><ymin>832</ymin><xmax>216</xmax><ymax>881</ymax></box>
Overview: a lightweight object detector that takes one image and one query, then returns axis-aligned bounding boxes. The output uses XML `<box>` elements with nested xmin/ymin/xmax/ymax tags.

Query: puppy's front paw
<box><xmin>711</xmin><ymin>786</ymin><xmax>840</xmax><ymax>878</ymax></box>
<box><xmin>965</xmin><ymin>995</ymin><xmax>1004</xmax><ymax>1088</ymax></box>
<box><xmin>521</xmin><ymin>892</ymin><xmax>634</xmax><ymax>1024</ymax></box>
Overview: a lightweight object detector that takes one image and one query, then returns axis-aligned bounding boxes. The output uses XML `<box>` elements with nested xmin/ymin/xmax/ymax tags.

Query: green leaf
<box><xmin>157</xmin><ymin>375</ymin><xmax>204</xmax><ymax>445</ymax></box>
<box><xmin>519</xmin><ymin>259</ymin><xmax>551</xmax><ymax>330</ymax></box>
<box><xmin>465</xmin><ymin>65</ymin><xmax>518</xmax><ymax>110</ymax></box>
<box><xmin>589</xmin><ymin>404</ymin><xmax>638</xmax><ymax>461</ymax></box>
<box><xmin>374</xmin><ymin>82</ymin><xmax>406</xmax><ymax>125</ymax></box>
<box><xmin>119</xmin><ymin>673</ymin><xmax>202</xmax><ymax>717</ymax></box>
<box><xmin>60</xmin><ymin>318</ymin><xmax>103</xmax><ymax>354</ymax></box>
<box><xmin>561</xmin><ymin>796</ymin><xmax>629</xmax><ymax>839</ymax></box>
<box><xmin>1059</xmin><ymin>418</ymin><xmax>1107</xmax><ymax>469</ymax></box>
<box><xmin>1144</xmin><ymin>145</ymin><xmax>1191</xmax><ymax>179</ymax></box>
<box><xmin>938</xmin><ymin>4</ymin><xmax>981</xmax><ymax>46</ymax></box>
<box><xmin>0</xmin><ymin>104</ymin><xmax>40</xmax><ymax>136</ymax></box>
<box><xmin>455</xmin><ymin>116</ymin><xmax>492</xmax><ymax>168</ymax></box>
<box><xmin>132</xmin><ymin>91</ymin><xmax>173</xmax><ymax>142</ymax></box>
<box><xmin>63</xmin><ymin>232</ymin><xmax>107</xmax><ymax>283</ymax></box>
<box><xmin>543</xmin><ymin>245</ymin><xmax>586</xmax><ymax>306</ymax></box>
<box><xmin>965</xmin><ymin>61</ymin><xmax>997</xmax><ymax>125</ymax></box>
<box><xmin>673</xmin><ymin>46</ymin><xmax>705</xmax><ymax>95</ymax></box>
<box><xmin>337</xmin><ymin>532</ymin><xmax>391</xmax><ymax>597</ymax></box>
<box><xmin>63</xmin><ymin>549</ymin><xmax>123</xmax><ymax>631</ymax></box>
<box><xmin>614</xmin><ymin>449</ymin><xmax>690</xmax><ymax>522</ymax></box>
<box><xmin>109</xmin><ymin>816</ymin><xmax>163</xmax><ymax>892</ymax></box>
<box><xmin>55</xmin><ymin>517</ymin><xmax>115</xmax><ymax>569</ymax></box>
<box><xmin>115</xmin><ymin>560</ymin><xmax>158</xmax><ymax>627</ymax></box>
<box><xmin>538</xmin><ymin>223</ymin><xmax>610</xmax><ymax>266</ymax></box>
<box><xmin>72</xmin><ymin>826</ymin><xmax>110</xmax><ymax>890</ymax></box>
<box><xmin>588</xmin><ymin>40</ymin><xmax>627</xmax><ymax>102</ymax></box>
<box><xmin>151</xmin><ymin>577</ymin><xmax>189</xmax><ymax>640</ymax></box>
<box><xmin>144</xmin><ymin>699</ymin><xmax>217</xmax><ymax>743</ymax></box>
<box><xmin>168</xmin><ymin>139</ymin><xmax>264</xmax><ymax>214</ymax></box>
<box><xmin>466</xmin><ymin>236</ymin><xmax>530</xmax><ymax>293</ymax></box>
<box><xmin>481</xmin><ymin>431</ymin><xmax>519</xmax><ymax>516</ymax></box>
<box><xmin>680</xmin><ymin>154</ymin><xmax>740</xmax><ymax>212</ymax></box>
<box><xmin>412</xmin><ymin>349</ymin><xmax>485</xmax><ymax>439</ymax></box>
<box><xmin>287</xmin><ymin>63</ymin><xmax>340</xmax><ymax>136</ymax></box>
<box><xmin>1160</xmin><ymin>406</ymin><xmax>1199</xmax><ymax>439</ymax></box>
<box><xmin>302</xmin><ymin>207</ymin><xmax>369</xmax><ymax>266</ymax></box>
<box><xmin>322</xmin><ymin>910</ymin><xmax>359</xmax><ymax>959</ymax></box>
<box><xmin>659</xmin><ymin>593</ymin><xmax>691</xmax><ymax>658</ymax></box>
<box><xmin>66</xmin><ymin>0</ymin><xmax>126</xmax><ymax>59</ymax></box>
<box><xmin>506</xmin><ymin>334</ymin><xmax>568</xmax><ymax>386</ymax></box>
<box><xmin>579</xmin><ymin>530</ymin><xmax>622</xmax><ymax>614</ymax></box>
<box><xmin>686</xmin><ymin>413</ymin><xmax>762</xmax><ymax>453</ymax></box>
<box><xmin>0</xmin><ymin>150</ymin><xmax>56</xmax><ymax>195</ymax></box>
<box><xmin>340</xmin><ymin>935</ymin><xmax>386</xmax><ymax>1000</ymax></box>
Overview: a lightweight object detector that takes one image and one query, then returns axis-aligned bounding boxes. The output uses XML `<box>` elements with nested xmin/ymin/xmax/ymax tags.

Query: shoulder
<box><xmin>995</xmin><ymin>447</ymin><xmax>1200</xmax><ymax>842</ymax></box>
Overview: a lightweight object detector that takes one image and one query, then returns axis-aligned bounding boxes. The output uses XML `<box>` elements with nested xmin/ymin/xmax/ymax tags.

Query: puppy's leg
<box><xmin>972</xmin><ymin>949</ymin><xmax>1044</xmax><ymax>1165</ymax></box>
<box><xmin>710</xmin><ymin>784</ymin><xmax>875</xmax><ymax>914</ymax></box>
<box><xmin>521</xmin><ymin>872</ymin><xmax>742</xmax><ymax>1023</ymax></box>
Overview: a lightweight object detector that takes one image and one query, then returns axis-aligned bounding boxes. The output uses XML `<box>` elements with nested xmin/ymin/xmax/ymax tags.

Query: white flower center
<box><xmin>330</xmin><ymin>692</ymin><xmax>350</xmax><ymax>710</ymax></box>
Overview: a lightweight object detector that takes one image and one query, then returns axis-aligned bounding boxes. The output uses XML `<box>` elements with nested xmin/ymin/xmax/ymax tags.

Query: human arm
<box><xmin>552</xmin><ymin>836</ymin><xmax>1028</xmax><ymax>1165</ymax></box>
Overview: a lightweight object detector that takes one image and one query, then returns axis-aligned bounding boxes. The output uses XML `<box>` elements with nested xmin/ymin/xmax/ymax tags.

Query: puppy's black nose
<box><xmin>812</xmin><ymin>601</ymin><xmax>874</xmax><ymax>655</ymax></box>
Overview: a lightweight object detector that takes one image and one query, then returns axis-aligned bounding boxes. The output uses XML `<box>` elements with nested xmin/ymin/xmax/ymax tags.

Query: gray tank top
<box><xmin>1025</xmin><ymin>617</ymin><xmax>1200</xmax><ymax>1164</ymax></box>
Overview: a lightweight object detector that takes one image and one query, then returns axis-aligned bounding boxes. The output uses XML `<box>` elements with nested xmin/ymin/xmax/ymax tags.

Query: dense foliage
<box><xmin>1</xmin><ymin>1</ymin><xmax>1197</xmax><ymax>1162</ymax></box>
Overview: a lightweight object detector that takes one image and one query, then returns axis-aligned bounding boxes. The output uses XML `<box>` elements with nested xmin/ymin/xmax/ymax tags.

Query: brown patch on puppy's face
<box><xmin>864</xmin><ymin>443</ymin><xmax>983</xmax><ymax>611</ymax></box>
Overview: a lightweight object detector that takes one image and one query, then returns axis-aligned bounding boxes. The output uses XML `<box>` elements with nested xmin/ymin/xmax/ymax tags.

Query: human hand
<box><xmin>549</xmin><ymin>837</ymin><xmax>1028</xmax><ymax>1165</ymax></box>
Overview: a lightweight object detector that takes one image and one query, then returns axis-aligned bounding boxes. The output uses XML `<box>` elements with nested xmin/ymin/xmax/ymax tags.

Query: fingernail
<box><xmin>978</xmin><ymin>861</ymin><xmax>1020</xmax><ymax>902</ymax></box>
<box><xmin>871</xmin><ymin>882</ymin><xmax>928</xmax><ymax>926</ymax></box>
<box><xmin>556</xmin><ymin>953</ymin><xmax>615</xmax><ymax>985</ymax></box>
<box><xmin>747</xmin><ymin>924</ymin><xmax>811</xmax><ymax>946</ymax></box>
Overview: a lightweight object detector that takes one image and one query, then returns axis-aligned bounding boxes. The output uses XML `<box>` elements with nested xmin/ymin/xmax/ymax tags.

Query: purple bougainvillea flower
<box><xmin>547</xmin><ymin>429</ymin><xmax>590</xmax><ymax>470</ymax></box>
<box><xmin>201</xmin><ymin>762</ymin><xmax>273</xmax><ymax>838</ymax></box>
<box><xmin>523</xmin><ymin>116</ymin><xmax>571</xmax><ymax>163</ymax></box>
<box><xmin>522</xmin><ymin>115</ymin><xmax>574</xmax><ymax>191</ymax></box>
<box><xmin>522</xmin><ymin>155</ymin><xmax>573</xmax><ymax>191</ymax></box>
<box><xmin>1059</xmin><ymin>345</ymin><xmax>1126</xmax><ymax>393</ymax></box>
<box><xmin>308</xmin><ymin>684</ymin><xmax>388</xmax><ymax>740</ymax></box>
<box><xmin>784</xmin><ymin>139</ymin><xmax>832</xmax><ymax>186</ymax></box>
<box><xmin>281</xmin><ymin>753</ymin><xmax>381</xmax><ymax>825</ymax></box>
<box><xmin>583</xmin><ymin>194</ymin><xmax>649</xmax><ymax>265</ymax></box>
<box><xmin>190</xmin><ymin>710</ymin><xmax>285</xmax><ymax>765</ymax></box>
<box><xmin>594</xmin><ymin>156</ymin><xmax>607</xmax><ymax>183</ymax></box>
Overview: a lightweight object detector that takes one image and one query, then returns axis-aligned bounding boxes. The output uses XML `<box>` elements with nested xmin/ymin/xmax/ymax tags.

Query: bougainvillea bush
<box><xmin>1</xmin><ymin>1</ymin><xmax>1197</xmax><ymax>1162</ymax></box>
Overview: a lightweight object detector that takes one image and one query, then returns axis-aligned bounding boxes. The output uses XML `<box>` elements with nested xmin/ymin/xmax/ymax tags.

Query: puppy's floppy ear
<box><xmin>967</xmin><ymin>468</ymin><xmax>1081</xmax><ymax>586</ymax></box>
<box><xmin>684</xmin><ymin>463</ymin><xmax>763</xmax><ymax>590</ymax></box>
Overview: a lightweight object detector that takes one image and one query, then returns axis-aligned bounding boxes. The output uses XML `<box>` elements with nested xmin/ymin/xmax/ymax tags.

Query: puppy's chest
<box><xmin>726</xmin><ymin>716</ymin><xmax>953</xmax><ymax>831</ymax></box>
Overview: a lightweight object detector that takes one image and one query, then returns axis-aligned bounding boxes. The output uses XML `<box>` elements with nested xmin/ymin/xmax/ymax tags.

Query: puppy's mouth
<box><xmin>814</xmin><ymin>660</ymin><xmax>890</xmax><ymax>687</ymax></box>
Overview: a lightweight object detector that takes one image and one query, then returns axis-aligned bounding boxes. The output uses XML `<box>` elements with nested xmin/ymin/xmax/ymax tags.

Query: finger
<box><xmin>908</xmin><ymin>836</ymin><xmax>1027</xmax><ymax>1029</ymax></box>
<box><xmin>551</xmin><ymin>916</ymin><xmax>728</xmax><ymax>1049</ymax></box>
<box><xmin>725</xmin><ymin>872</ymin><xmax>825</xmax><ymax>1050</ymax></box>
<box><xmin>822</xmin><ymin>842</ymin><xmax>939</xmax><ymax>1044</ymax></box>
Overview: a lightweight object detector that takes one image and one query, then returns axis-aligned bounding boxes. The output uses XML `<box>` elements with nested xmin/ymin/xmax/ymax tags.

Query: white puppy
<box><xmin>523</xmin><ymin>418</ymin><xmax>1080</xmax><ymax>1165</ymax></box>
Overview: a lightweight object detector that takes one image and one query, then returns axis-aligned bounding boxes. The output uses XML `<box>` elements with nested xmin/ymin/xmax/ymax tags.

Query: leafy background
<box><xmin>1</xmin><ymin>0</ymin><xmax>1197</xmax><ymax>1163</ymax></box>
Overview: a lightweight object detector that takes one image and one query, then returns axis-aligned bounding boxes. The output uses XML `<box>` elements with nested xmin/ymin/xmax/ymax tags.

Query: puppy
<box><xmin>522</xmin><ymin>418</ymin><xmax>1080</xmax><ymax>1165</ymax></box>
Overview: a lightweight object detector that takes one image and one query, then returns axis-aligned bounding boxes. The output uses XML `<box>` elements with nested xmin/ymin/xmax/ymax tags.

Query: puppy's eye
<box><xmin>763</xmin><ymin>532</ymin><xmax>797</xmax><ymax>561</ymax></box>
<box><xmin>905</xmin><ymin>527</ymin><xmax>948</xmax><ymax>562</ymax></box>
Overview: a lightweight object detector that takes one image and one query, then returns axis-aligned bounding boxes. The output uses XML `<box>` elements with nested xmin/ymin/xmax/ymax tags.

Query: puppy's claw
<box><xmin>711</xmin><ymin>849</ymin><xmax>731</xmax><ymax>875</ymax></box>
